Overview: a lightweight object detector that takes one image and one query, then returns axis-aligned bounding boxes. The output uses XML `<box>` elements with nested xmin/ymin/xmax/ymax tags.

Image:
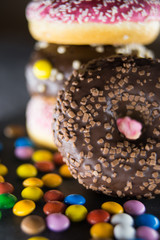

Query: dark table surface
<box><xmin>1</xmin><ymin>1</ymin><xmax>160</xmax><ymax>240</ymax></box>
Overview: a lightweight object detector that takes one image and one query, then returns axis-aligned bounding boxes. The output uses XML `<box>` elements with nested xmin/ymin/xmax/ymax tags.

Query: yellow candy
<box><xmin>32</xmin><ymin>150</ymin><xmax>53</xmax><ymax>162</ymax></box>
<box><xmin>23</xmin><ymin>178</ymin><xmax>44</xmax><ymax>188</ymax></box>
<box><xmin>42</xmin><ymin>173</ymin><xmax>62</xmax><ymax>188</ymax></box>
<box><xmin>27</xmin><ymin>237</ymin><xmax>49</xmax><ymax>240</ymax></box>
<box><xmin>59</xmin><ymin>164</ymin><xmax>72</xmax><ymax>178</ymax></box>
<box><xmin>21</xmin><ymin>187</ymin><xmax>44</xmax><ymax>202</ymax></box>
<box><xmin>0</xmin><ymin>175</ymin><xmax>5</xmax><ymax>182</ymax></box>
<box><xmin>16</xmin><ymin>164</ymin><xmax>37</xmax><ymax>178</ymax></box>
<box><xmin>33</xmin><ymin>59</ymin><xmax>52</xmax><ymax>80</ymax></box>
<box><xmin>90</xmin><ymin>222</ymin><xmax>113</xmax><ymax>239</ymax></box>
<box><xmin>101</xmin><ymin>201</ymin><xmax>124</xmax><ymax>215</ymax></box>
<box><xmin>0</xmin><ymin>163</ymin><xmax>8</xmax><ymax>176</ymax></box>
<box><xmin>65</xmin><ymin>205</ymin><xmax>88</xmax><ymax>222</ymax></box>
<box><xmin>13</xmin><ymin>199</ymin><xmax>36</xmax><ymax>216</ymax></box>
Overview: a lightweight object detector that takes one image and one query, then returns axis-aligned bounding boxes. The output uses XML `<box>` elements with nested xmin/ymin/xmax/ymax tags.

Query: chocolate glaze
<box><xmin>26</xmin><ymin>43</ymin><xmax>153</xmax><ymax>97</ymax></box>
<box><xmin>53</xmin><ymin>56</ymin><xmax>160</xmax><ymax>198</ymax></box>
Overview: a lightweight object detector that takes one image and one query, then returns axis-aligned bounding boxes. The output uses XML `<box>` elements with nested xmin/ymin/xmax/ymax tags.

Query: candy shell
<box><xmin>114</xmin><ymin>224</ymin><xmax>136</xmax><ymax>240</ymax></box>
<box><xmin>0</xmin><ymin>164</ymin><xmax>8</xmax><ymax>176</ymax></box>
<box><xmin>53</xmin><ymin>152</ymin><xmax>64</xmax><ymax>165</ymax></box>
<box><xmin>4</xmin><ymin>125</ymin><xmax>25</xmax><ymax>138</ymax></box>
<box><xmin>101</xmin><ymin>201</ymin><xmax>124</xmax><ymax>214</ymax></box>
<box><xmin>90</xmin><ymin>222</ymin><xmax>113</xmax><ymax>239</ymax></box>
<box><xmin>27</xmin><ymin>237</ymin><xmax>49</xmax><ymax>240</ymax></box>
<box><xmin>65</xmin><ymin>205</ymin><xmax>88</xmax><ymax>222</ymax></box>
<box><xmin>59</xmin><ymin>164</ymin><xmax>72</xmax><ymax>178</ymax></box>
<box><xmin>0</xmin><ymin>193</ymin><xmax>17</xmax><ymax>209</ymax></box>
<box><xmin>111</xmin><ymin>213</ymin><xmax>134</xmax><ymax>226</ymax></box>
<box><xmin>42</xmin><ymin>173</ymin><xmax>62</xmax><ymax>188</ymax></box>
<box><xmin>13</xmin><ymin>200</ymin><xmax>36</xmax><ymax>216</ymax></box>
<box><xmin>21</xmin><ymin>187</ymin><xmax>44</xmax><ymax>202</ymax></box>
<box><xmin>15</xmin><ymin>137</ymin><xmax>34</xmax><ymax>147</ymax></box>
<box><xmin>46</xmin><ymin>213</ymin><xmax>70</xmax><ymax>232</ymax></box>
<box><xmin>123</xmin><ymin>200</ymin><xmax>146</xmax><ymax>216</ymax></box>
<box><xmin>135</xmin><ymin>214</ymin><xmax>160</xmax><ymax>230</ymax></box>
<box><xmin>23</xmin><ymin>178</ymin><xmax>44</xmax><ymax>188</ymax></box>
<box><xmin>136</xmin><ymin>226</ymin><xmax>159</xmax><ymax>240</ymax></box>
<box><xmin>16</xmin><ymin>164</ymin><xmax>37</xmax><ymax>178</ymax></box>
<box><xmin>21</xmin><ymin>215</ymin><xmax>46</xmax><ymax>235</ymax></box>
<box><xmin>14</xmin><ymin>146</ymin><xmax>34</xmax><ymax>160</ymax></box>
<box><xmin>0</xmin><ymin>176</ymin><xmax>4</xmax><ymax>183</ymax></box>
<box><xmin>43</xmin><ymin>190</ymin><xmax>64</xmax><ymax>202</ymax></box>
<box><xmin>64</xmin><ymin>194</ymin><xmax>86</xmax><ymax>205</ymax></box>
<box><xmin>32</xmin><ymin>150</ymin><xmax>53</xmax><ymax>162</ymax></box>
<box><xmin>35</xmin><ymin>161</ymin><xmax>55</xmax><ymax>172</ymax></box>
<box><xmin>43</xmin><ymin>201</ymin><xmax>66</xmax><ymax>215</ymax></box>
<box><xmin>33</xmin><ymin>59</ymin><xmax>52</xmax><ymax>80</ymax></box>
<box><xmin>0</xmin><ymin>182</ymin><xmax>14</xmax><ymax>194</ymax></box>
<box><xmin>87</xmin><ymin>209</ymin><xmax>110</xmax><ymax>225</ymax></box>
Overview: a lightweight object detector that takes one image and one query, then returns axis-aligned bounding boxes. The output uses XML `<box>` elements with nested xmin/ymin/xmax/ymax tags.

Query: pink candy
<box><xmin>117</xmin><ymin>116</ymin><xmax>142</xmax><ymax>140</ymax></box>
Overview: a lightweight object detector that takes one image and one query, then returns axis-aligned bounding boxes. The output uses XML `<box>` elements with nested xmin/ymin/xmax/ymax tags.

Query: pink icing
<box><xmin>117</xmin><ymin>116</ymin><xmax>142</xmax><ymax>140</ymax></box>
<box><xmin>26</xmin><ymin>0</ymin><xmax>160</xmax><ymax>24</ymax></box>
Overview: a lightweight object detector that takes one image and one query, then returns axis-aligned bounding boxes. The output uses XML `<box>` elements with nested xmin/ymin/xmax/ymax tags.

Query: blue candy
<box><xmin>64</xmin><ymin>194</ymin><xmax>86</xmax><ymax>205</ymax></box>
<box><xmin>135</xmin><ymin>214</ymin><xmax>160</xmax><ymax>230</ymax></box>
<box><xmin>14</xmin><ymin>137</ymin><xmax>34</xmax><ymax>148</ymax></box>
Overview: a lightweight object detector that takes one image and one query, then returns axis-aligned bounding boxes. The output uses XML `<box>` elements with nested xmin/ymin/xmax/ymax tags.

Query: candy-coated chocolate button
<box><xmin>135</xmin><ymin>214</ymin><xmax>160</xmax><ymax>230</ymax></box>
<box><xmin>21</xmin><ymin>215</ymin><xmax>46</xmax><ymax>235</ymax></box>
<box><xmin>0</xmin><ymin>182</ymin><xmax>14</xmax><ymax>194</ymax></box>
<box><xmin>123</xmin><ymin>200</ymin><xmax>146</xmax><ymax>216</ymax></box>
<box><xmin>16</xmin><ymin>164</ymin><xmax>37</xmax><ymax>178</ymax></box>
<box><xmin>65</xmin><ymin>205</ymin><xmax>88</xmax><ymax>222</ymax></box>
<box><xmin>53</xmin><ymin>152</ymin><xmax>64</xmax><ymax>165</ymax></box>
<box><xmin>32</xmin><ymin>150</ymin><xmax>53</xmax><ymax>162</ymax></box>
<box><xmin>0</xmin><ymin>193</ymin><xmax>17</xmax><ymax>209</ymax></box>
<box><xmin>43</xmin><ymin>190</ymin><xmax>64</xmax><ymax>202</ymax></box>
<box><xmin>136</xmin><ymin>226</ymin><xmax>159</xmax><ymax>240</ymax></box>
<box><xmin>35</xmin><ymin>161</ymin><xmax>55</xmax><ymax>172</ymax></box>
<box><xmin>111</xmin><ymin>213</ymin><xmax>134</xmax><ymax>226</ymax></box>
<box><xmin>59</xmin><ymin>164</ymin><xmax>72</xmax><ymax>178</ymax></box>
<box><xmin>4</xmin><ymin>125</ymin><xmax>25</xmax><ymax>138</ymax></box>
<box><xmin>114</xmin><ymin>224</ymin><xmax>136</xmax><ymax>239</ymax></box>
<box><xmin>0</xmin><ymin>164</ymin><xmax>8</xmax><ymax>176</ymax></box>
<box><xmin>23</xmin><ymin>178</ymin><xmax>44</xmax><ymax>188</ymax></box>
<box><xmin>13</xmin><ymin>200</ymin><xmax>36</xmax><ymax>216</ymax></box>
<box><xmin>46</xmin><ymin>213</ymin><xmax>70</xmax><ymax>232</ymax></box>
<box><xmin>14</xmin><ymin>146</ymin><xmax>34</xmax><ymax>160</ymax></box>
<box><xmin>33</xmin><ymin>59</ymin><xmax>52</xmax><ymax>80</ymax></box>
<box><xmin>0</xmin><ymin>176</ymin><xmax>5</xmax><ymax>183</ymax></box>
<box><xmin>21</xmin><ymin>187</ymin><xmax>44</xmax><ymax>202</ymax></box>
<box><xmin>43</xmin><ymin>201</ymin><xmax>66</xmax><ymax>215</ymax></box>
<box><xmin>101</xmin><ymin>201</ymin><xmax>124</xmax><ymax>214</ymax></box>
<box><xmin>15</xmin><ymin>137</ymin><xmax>34</xmax><ymax>147</ymax></box>
<box><xmin>42</xmin><ymin>173</ymin><xmax>62</xmax><ymax>188</ymax></box>
<box><xmin>27</xmin><ymin>237</ymin><xmax>49</xmax><ymax>240</ymax></box>
<box><xmin>64</xmin><ymin>194</ymin><xmax>86</xmax><ymax>205</ymax></box>
<box><xmin>90</xmin><ymin>222</ymin><xmax>113</xmax><ymax>239</ymax></box>
<box><xmin>87</xmin><ymin>209</ymin><xmax>110</xmax><ymax>225</ymax></box>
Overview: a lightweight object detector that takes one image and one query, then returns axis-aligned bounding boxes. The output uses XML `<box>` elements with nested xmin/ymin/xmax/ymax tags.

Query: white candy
<box><xmin>111</xmin><ymin>213</ymin><xmax>134</xmax><ymax>226</ymax></box>
<box><xmin>114</xmin><ymin>224</ymin><xmax>136</xmax><ymax>240</ymax></box>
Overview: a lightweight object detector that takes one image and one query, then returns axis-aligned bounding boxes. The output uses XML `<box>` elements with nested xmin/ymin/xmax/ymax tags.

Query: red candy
<box><xmin>87</xmin><ymin>209</ymin><xmax>110</xmax><ymax>225</ymax></box>
<box><xmin>53</xmin><ymin>152</ymin><xmax>64</xmax><ymax>166</ymax></box>
<box><xmin>43</xmin><ymin>201</ymin><xmax>66</xmax><ymax>215</ymax></box>
<box><xmin>44</xmin><ymin>190</ymin><xmax>64</xmax><ymax>202</ymax></box>
<box><xmin>35</xmin><ymin>161</ymin><xmax>55</xmax><ymax>172</ymax></box>
<box><xmin>0</xmin><ymin>182</ymin><xmax>14</xmax><ymax>194</ymax></box>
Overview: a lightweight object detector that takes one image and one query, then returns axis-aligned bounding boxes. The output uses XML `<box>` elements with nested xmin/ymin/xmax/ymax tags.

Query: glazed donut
<box><xmin>26</xmin><ymin>42</ymin><xmax>154</xmax><ymax>97</ymax></box>
<box><xmin>53</xmin><ymin>55</ymin><xmax>160</xmax><ymax>198</ymax></box>
<box><xmin>26</xmin><ymin>95</ymin><xmax>57</xmax><ymax>150</ymax></box>
<box><xmin>26</xmin><ymin>0</ymin><xmax>160</xmax><ymax>45</ymax></box>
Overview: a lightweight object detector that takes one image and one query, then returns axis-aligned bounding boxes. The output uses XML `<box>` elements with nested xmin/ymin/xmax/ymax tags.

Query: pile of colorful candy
<box><xmin>0</xmin><ymin>126</ymin><xmax>160</xmax><ymax>240</ymax></box>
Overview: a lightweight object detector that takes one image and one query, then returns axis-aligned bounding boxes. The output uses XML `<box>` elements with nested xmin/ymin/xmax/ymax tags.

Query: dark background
<box><xmin>0</xmin><ymin>1</ymin><xmax>160</xmax><ymax>240</ymax></box>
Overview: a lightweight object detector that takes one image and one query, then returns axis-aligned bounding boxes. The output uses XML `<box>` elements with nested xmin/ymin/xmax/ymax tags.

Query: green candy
<box><xmin>0</xmin><ymin>193</ymin><xmax>17</xmax><ymax>209</ymax></box>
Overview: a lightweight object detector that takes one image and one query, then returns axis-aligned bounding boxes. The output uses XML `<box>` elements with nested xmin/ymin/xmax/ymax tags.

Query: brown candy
<box><xmin>4</xmin><ymin>125</ymin><xmax>26</xmax><ymax>138</ymax></box>
<box><xmin>20</xmin><ymin>215</ymin><xmax>46</xmax><ymax>235</ymax></box>
<box><xmin>0</xmin><ymin>182</ymin><xmax>14</xmax><ymax>194</ymax></box>
<box><xmin>43</xmin><ymin>190</ymin><xmax>64</xmax><ymax>202</ymax></box>
<box><xmin>35</xmin><ymin>161</ymin><xmax>55</xmax><ymax>172</ymax></box>
<box><xmin>43</xmin><ymin>201</ymin><xmax>66</xmax><ymax>215</ymax></box>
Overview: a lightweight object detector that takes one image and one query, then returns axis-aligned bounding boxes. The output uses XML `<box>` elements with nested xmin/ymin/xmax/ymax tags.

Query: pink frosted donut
<box><xmin>26</xmin><ymin>0</ymin><xmax>160</xmax><ymax>45</ymax></box>
<box><xmin>26</xmin><ymin>95</ymin><xmax>57</xmax><ymax>149</ymax></box>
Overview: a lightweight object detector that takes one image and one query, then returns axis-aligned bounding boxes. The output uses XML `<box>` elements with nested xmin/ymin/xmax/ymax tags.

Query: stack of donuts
<box><xmin>25</xmin><ymin>0</ymin><xmax>160</xmax><ymax>198</ymax></box>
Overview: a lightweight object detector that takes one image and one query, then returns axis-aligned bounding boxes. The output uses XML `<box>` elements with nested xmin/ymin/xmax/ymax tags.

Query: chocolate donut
<box><xmin>26</xmin><ymin>0</ymin><xmax>160</xmax><ymax>45</ymax></box>
<box><xmin>26</xmin><ymin>43</ymin><xmax>154</xmax><ymax>97</ymax></box>
<box><xmin>53</xmin><ymin>55</ymin><xmax>160</xmax><ymax>198</ymax></box>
